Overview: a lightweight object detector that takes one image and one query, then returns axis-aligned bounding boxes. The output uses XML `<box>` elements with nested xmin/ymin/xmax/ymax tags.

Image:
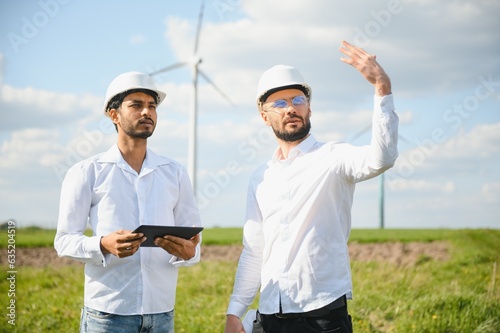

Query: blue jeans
<box><xmin>80</xmin><ymin>307</ymin><xmax>174</xmax><ymax>333</ymax></box>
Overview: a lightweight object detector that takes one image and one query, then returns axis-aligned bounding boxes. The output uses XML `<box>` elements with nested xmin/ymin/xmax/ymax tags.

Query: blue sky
<box><xmin>1</xmin><ymin>0</ymin><xmax>499</xmax><ymax>229</ymax></box>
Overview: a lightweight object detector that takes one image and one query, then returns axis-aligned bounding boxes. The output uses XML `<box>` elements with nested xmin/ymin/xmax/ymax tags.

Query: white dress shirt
<box><xmin>227</xmin><ymin>94</ymin><xmax>398</xmax><ymax>317</ymax></box>
<box><xmin>54</xmin><ymin>144</ymin><xmax>202</xmax><ymax>315</ymax></box>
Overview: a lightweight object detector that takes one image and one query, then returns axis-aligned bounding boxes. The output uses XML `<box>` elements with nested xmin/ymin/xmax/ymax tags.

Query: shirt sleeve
<box><xmin>53</xmin><ymin>163</ymin><xmax>106</xmax><ymax>266</ymax></box>
<box><xmin>337</xmin><ymin>94</ymin><xmax>399</xmax><ymax>183</ymax></box>
<box><xmin>227</xmin><ymin>180</ymin><xmax>264</xmax><ymax>318</ymax></box>
<box><xmin>170</xmin><ymin>244</ymin><xmax>201</xmax><ymax>267</ymax></box>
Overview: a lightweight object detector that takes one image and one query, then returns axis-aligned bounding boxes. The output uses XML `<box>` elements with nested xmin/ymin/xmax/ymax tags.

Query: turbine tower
<box><xmin>350</xmin><ymin>125</ymin><xmax>408</xmax><ymax>229</ymax></box>
<box><xmin>150</xmin><ymin>0</ymin><xmax>234</xmax><ymax>193</ymax></box>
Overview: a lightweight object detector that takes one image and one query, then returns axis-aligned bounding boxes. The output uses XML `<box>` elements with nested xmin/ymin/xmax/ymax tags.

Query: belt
<box><xmin>272</xmin><ymin>295</ymin><xmax>346</xmax><ymax>319</ymax></box>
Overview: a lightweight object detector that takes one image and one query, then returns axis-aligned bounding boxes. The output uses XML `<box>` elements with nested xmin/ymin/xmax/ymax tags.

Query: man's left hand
<box><xmin>339</xmin><ymin>40</ymin><xmax>392</xmax><ymax>96</ymax></box>
<box><xmin>154</xmin><ymin>232</ymin><xmax>200</xmax><ymax>260</ymax></box>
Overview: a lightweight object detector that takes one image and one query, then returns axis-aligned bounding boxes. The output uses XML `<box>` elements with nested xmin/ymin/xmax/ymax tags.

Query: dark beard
<box><xmin>125</xmin><ymin>130</ymin><xmax>153</xmax><ymax>139</ymax></box>
<box><xmin>123</xmin><ymin>120</ymin><xmax>155</xmax><ymax>139</ymax></box>
<box><xmin>273</xmin><ymin>118</ymin><xmax>311</xmax><ymax>142</ymax></box>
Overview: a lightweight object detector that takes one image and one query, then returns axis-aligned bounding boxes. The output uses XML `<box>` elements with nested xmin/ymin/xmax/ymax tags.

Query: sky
<box><xmin>0</xmin><ymin>0</ymin><xmax>499</xmax><ymax>230</ymax></box>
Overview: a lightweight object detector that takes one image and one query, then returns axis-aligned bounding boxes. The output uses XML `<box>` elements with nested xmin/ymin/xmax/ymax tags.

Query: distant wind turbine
<box><xmin>350</xmin><ymin>125</ymin><xmax>409</xmax><ymax>229</ymax></box>
<box><xmin>150</xmin><ymin>0</ymin><xmax>234</xmax><ymax>194</ymax></box>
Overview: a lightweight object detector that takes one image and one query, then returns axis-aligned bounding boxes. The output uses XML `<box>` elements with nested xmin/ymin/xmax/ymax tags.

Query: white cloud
<box><xmin>392</xmin><ymin>122</ymin><xmax>500</xmax><ymax>178</ymax></box>
<box><xmin>397</xmin><ymin>110</ymin><xmax>413</xmax><ymax>125</ymax></box>
<box><xmin>162</xmin><ymin>0</ymin><xmax>500</xmax><ymax>105</ymax></box>
<box><xmin>130</xmin><ymin>33</ymin><xmax>146</xmax><ymax>45</ymax></box>
<box><xmin>277</xmin><ymin>1</ymin><xmax>499</xmax><ymax>94</ymax></box>
<box><xmin>0</xmin><ymin>84</ymin><xmax>116</xmax><ymax>181</ymax></box>
<box><xmin>0</xmin><ymin>129</ymin><xmax>61</xmax><ymax>169</ymax></box>
<box><xmin>156</xmin><ymin>81</ymin><xmax>191</xmax><ymax>115</ymax></box>
<box><xmin>313</xmin><ymin>109</ymin><xmax>371</xmax><ymax>142</ymax></box>
<box><xmin>482</xmin><ymin>182</ymin><xmax>500</xmax><ymax>203</ymax></box>
<box><xmin>1</xmin><ymin>85</ymin><xmax>76</xmax><ymax>113</ymax></box>
<box><xmin>164</xmin><ymin>17</ymin><xmax>193</xmax><ymax>60</ymax></box>
<box><xmin>437</xmin><ymin>123</ymin><xmax>500</xmax><ymax>160</ymax></box>
<box><xmin>0</xmin><ymin>84</ymin><xmax>102</xmax><ymax>131</ymax></box>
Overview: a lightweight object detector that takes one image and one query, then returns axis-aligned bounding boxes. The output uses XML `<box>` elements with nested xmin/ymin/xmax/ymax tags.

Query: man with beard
<box><xmin>225</xmin><ymin>41</ymin><xmax>399</xmax><ymax>333</ymax></box>
<box><xmin>55</xmin><ymin>72</ymin><xmax>202</xmax><ymax>333</ymax></box>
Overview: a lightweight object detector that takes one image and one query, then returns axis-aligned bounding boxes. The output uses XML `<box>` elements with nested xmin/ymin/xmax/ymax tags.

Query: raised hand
<box><xmin>339</xmin><ymin>40</ymin><xmax>392</xmax><ymax>96</ymax></box>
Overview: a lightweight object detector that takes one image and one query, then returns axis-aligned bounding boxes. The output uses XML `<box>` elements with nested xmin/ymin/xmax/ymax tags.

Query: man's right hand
<box><xmin>100</xmin><ymin>230</ymin><xmax>146</xmax><ymax>258</ymax></box>
<box><xmin>225</xmin><ymin>315</ymin><xmax>245</xmax><ymax>333</ymax></box>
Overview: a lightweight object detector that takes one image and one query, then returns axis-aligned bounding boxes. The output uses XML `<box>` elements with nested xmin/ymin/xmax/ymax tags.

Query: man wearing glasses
<box><xmin>225</xmin><ymin>41</ymin><xmax>399</xmax><ymax>333</ymax></box>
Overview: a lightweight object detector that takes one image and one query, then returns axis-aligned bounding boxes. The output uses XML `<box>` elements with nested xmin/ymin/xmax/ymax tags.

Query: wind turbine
<box><xmin>350</xmin><ymin>125</ymin><xmax>409</xmax><ymax>229</ymax></box>
<box><xmin>150</xmin><ymin>0</ymin><xmax>234</xmax><ymax>194</ymax></box>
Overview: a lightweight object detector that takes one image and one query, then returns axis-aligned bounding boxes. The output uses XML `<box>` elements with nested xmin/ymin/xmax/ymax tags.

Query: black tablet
<box><xmin>133</xmin><ymin>225</ymin><xmax>204</xmax><ymax>247</ymax></box>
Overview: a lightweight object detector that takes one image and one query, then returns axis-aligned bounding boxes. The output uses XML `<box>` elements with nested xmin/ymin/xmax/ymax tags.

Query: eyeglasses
<box><xmin>263</xmin><ymin>95</ymin><xmax>308</xmax><ymax>114</ymax></box>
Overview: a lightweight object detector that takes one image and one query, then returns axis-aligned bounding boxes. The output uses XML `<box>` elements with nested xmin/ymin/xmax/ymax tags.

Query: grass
<box><xmin>0</xmin><ymin>228</ymin><xmax>499</xmax><ymax>332</ymax></box>
<box><xmin>349</xmin><ymin>228</ymin><xmax>456</xmax><ymax>243</ymax></box>
<box><xmin>349</xmin><ymin>229</ymin><xmax>500</xmax><ymax>332</ymax></box>
<box><xmin>3</xmin><ymin>266</ymin><xmax>85</xmax><ymax>332</ymax></box>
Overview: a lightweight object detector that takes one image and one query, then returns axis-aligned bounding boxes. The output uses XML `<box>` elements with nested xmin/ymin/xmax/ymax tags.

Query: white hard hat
<box><xmin>256</xmin><ymin>65</ymin><xmax>311</xmax><ymax>107</ymax></box>
<box><xmin>103</xmin><ymin>71</ymin><xmax>167</xmax><ymax>116</ymax></box>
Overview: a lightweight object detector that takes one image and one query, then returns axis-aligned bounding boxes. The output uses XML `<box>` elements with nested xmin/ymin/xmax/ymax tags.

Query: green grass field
<box><xmin>1</xmin><ymin>228</ymin><xmax>499</xmax><ymax>332</ymax></box>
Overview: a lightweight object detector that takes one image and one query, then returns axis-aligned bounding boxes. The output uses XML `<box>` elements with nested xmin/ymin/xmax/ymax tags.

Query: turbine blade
<box><xmin>398</xmin><ymin>133</ymin><xmax>411</xmax><ymax>145</ymax></box>
<box><xmin>193</xmin><ymin>0</ymin><xmax>206</xmax><ymax>55</ymax></box>
<box><xmin>198</xmin><ymin>69</ymin><xmax>236</xmax><ymax>106</ymax></box>
<box><xmin>149</xmin><ymin>62</ymin><xmax>187</xmax><ymax>76</ymax></box>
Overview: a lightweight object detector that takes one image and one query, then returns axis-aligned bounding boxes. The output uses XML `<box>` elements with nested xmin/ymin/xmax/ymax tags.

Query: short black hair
<box><xmin>106</xmin><ymin>88</ymin><xmax>159</xmax><ymax>113</ymax></box>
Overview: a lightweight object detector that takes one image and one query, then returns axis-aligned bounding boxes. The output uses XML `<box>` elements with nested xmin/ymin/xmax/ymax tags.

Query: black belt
<box><xmin>272</xmin><ymin>295</ymin><xmax>346</xmax><ymax>319</ymax></box>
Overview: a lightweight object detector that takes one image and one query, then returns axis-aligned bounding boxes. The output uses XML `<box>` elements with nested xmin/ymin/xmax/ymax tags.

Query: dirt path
<box><xmin>2</xmin><ymin>242</ymin><xmax>449</xmax><ymax>268</ymax></box>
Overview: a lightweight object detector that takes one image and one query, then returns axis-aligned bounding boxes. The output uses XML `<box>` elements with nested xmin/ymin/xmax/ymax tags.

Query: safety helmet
<box><xmin>256</xmin><ymin>65</ymin><xmax>312</xmax><ymax>108</ymax></box>
<box><xmin>103</xmin><ymin>71</ymin><xmax>167</xmax><ymax>116</ymax></box>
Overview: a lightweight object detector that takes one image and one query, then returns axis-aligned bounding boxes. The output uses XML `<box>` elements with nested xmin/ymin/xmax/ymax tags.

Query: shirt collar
<box><xmin>98</xmin><ymin>144</ymin><xmax>123</xmax><ymax>164</ymax></box>
<box><xmin>97</xmin><ymin>144</ymin><xmax>170</xmax><ymax>175</ymax></box>
<box><xmin>271</xmin><ymin>134</ymin><xmax>317</xmax><ymax>163</ymax></box>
